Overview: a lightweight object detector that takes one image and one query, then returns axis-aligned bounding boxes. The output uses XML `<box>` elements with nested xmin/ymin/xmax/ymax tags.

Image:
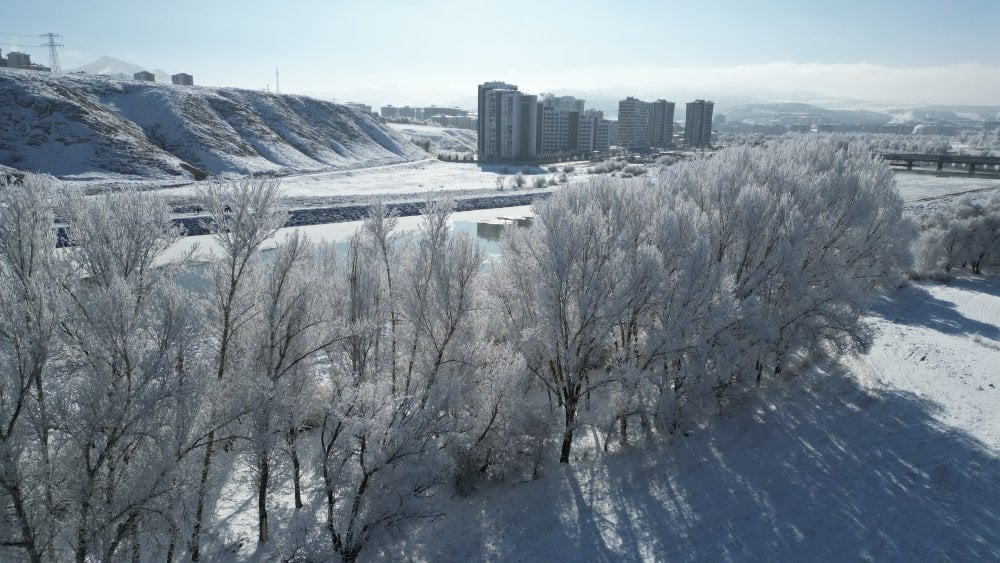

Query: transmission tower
<box><xmin>40</xmin><ymin>32</ymin><xmax>63</xmax><ymax>75</ymax></box>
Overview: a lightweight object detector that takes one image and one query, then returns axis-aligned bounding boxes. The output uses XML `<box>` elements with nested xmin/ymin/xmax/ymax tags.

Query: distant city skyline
<box><xmin>3</xmin><ymin>0</ymin><xmax>998</xmax><ymax>106</ymax></box>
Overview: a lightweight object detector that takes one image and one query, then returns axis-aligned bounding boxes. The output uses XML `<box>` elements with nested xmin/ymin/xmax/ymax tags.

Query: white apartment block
<box><xmin>478</xmin><ymin>81</ymin><xmax>518</xmax><ymax>157</ymax></box>
<box><xmin>578</xmin><ymin>109</ymin><xmax>610</xmax><ymax>154</ymax></box>
<box><xmin>684</xmin><ymin>99</ymin><xmax>715</xmax><ymax>147</ymax></box>
<box><xmin>618</xmin><ymin>97</ymin><xmax>651</xmax><ymax>150</ymax></box>
<box><xmin>538</xmin><ymin>95</ymin><xmax>585</xmax><ymax>154</ymax></box>
<box><xmin>483</xmin><ymin>88</ymin><xmax>538</xmax><ymax>161</ymax></box>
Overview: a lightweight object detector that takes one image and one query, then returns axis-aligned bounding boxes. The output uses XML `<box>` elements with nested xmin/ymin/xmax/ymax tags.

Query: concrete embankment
<box><xmin>174</xmin><ymin>190</ymin><xmax>550</xmax><ymax>236</ymax></box>
<box><xmin>55</xmin><ymin>190</ymin><xmax>551</xmax><ymax>246</ymax></box>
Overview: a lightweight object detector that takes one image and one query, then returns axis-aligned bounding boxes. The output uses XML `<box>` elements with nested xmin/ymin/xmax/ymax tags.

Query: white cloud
<box><xmin>316</xmin><ymin>62</ymin><xmax>999</xmax><ymax>108</ymax></box>
<box><xmin>520</xmin><ymin>62</ymin><xmax>1000</xmax><ymax>106</ymax></box>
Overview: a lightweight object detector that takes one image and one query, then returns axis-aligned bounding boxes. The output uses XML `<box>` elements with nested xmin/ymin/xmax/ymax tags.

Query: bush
<box><xmin>621</xmin><ymin>164</ymin><xmax>647</xmax><ymax>178</ymax></box>
<box><xmin>411</xmin><ymin>138</ymin><xmax>433</xmax><ymax>153</ymax></box>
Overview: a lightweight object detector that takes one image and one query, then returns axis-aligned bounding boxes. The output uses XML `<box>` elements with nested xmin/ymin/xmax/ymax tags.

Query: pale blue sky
<box><xmin>3</xmin><ymin>0</ymin><xmax>998</xmax><ymax>106</ymax></box>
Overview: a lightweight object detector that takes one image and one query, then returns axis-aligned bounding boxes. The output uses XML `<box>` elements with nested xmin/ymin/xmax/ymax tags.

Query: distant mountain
<box><xmin>0</xmin><ymin>69</ymin><xmax>425</xmax><ymax>181</ymax></box>
<box><xmin>68</xmin><ymin>56</ymin><xmax>172</xmax><ymax>84</ymax></box>
<box><xmin>720</xmin><ymin>102</ymin><xmax>892</xmax><ymax>126</ymax></box>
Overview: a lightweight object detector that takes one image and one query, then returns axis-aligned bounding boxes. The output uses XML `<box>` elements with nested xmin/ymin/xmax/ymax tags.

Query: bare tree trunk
<box><xmin>2</xmin><ymin>477</ymin><xmax>43</xmax><ymax>563</ymax></box>
<box><xmin>75</xmin><ymin>491</ymin><xmax>92</xmax><ymax>563</ymax></box>
<box><xmin>288</xmin><ymin>427</ymin><xmax>303</xmax><ymax>509</ymax></box>
<box><xmin>189</xmin><ymin>433</ymin><xmax>215</xmax><ymax>561</ymax></box>
<box><xmin>559</xmin><ymin>398</ymin><xmax>577</xmax><ymax>464</ymax></box>
<box><xmin>257</xmin><ymin>455</ymin><xmax>269</xmax><ymax>543</ymax></box>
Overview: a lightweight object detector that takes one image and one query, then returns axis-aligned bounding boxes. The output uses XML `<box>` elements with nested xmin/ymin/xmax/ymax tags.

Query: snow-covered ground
<box><xmin>895</xmin><ymin>170</ymin><xmax>1000</xmax><ymax>202</ymax></box>
<box><xmin>371</xmin><ymin>276</ymin><xmax>1000</xmax><ymax>561</ymax></box>
<box><xmin>161</xmin><ymin>205</ymin><xmax>534</xmax><ymax>265</ymax></box>
<box><xmin>152</xmin><ymin>159</ymin><xmax>587</xmax><ymax>203</ymax></box>
<box><xmin>387</xmin><ymin>123</ymin><xmax>477</xmax><ymax>153</ymax></box>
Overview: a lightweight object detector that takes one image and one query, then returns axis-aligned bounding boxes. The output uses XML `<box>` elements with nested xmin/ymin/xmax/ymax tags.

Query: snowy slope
<box><xmin>387</xmin><ymin>122</ymin><xmax>477</xmax><ymax>152</ymax></box>
<box><xmin>0</xmin><ymin>69</ymin><xmax>425</xmax><ymax>182</ymax></box>
<box><xmin>377</xmin><ymin>276</ymin><xmax>1000</xmax><ymax>561</ymax></box>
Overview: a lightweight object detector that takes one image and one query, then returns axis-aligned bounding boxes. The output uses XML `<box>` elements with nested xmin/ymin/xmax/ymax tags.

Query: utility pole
<box><xmin>275</xmin><ymin>68</ymin><xmax>280</xmax><ymax>94</ymax></box>
<box><xmin>40</xmin><ymin>32</ymin><xmax>63</xmax><ymax>75</ymax></box>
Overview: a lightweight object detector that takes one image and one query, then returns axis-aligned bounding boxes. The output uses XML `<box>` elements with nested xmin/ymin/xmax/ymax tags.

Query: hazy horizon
<box><xmin>4</xmin><ymin>0</ymin><xmax>999</xmax><ymax>107</ymax></box>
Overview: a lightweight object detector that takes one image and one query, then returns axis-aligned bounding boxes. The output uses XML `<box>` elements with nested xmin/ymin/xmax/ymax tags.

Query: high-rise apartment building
<box><xmin>578</xmin><ymin>110</ymin><xmax>597</xmax><ymax>154</ymax></box>
<box><xmin>171</xmin><ymin>73</ymin><xmax>194</xmax><ymax>86</ymax></box>
<box><xmin>684</xmin><ymin>99</ymin><xmax>714</xmax><ymax>147</ymax></box>
<box><xmin>5</xmin><ymin>51</ymin><xmax>32</xmax><ymax>68</ymax></box>
<box><xmin>578</xmin><ymin>109</ymin><xmax>611</xmax><ymax>155</ymax></box>
<box><xmin>480</xmin><ymin>84</ymin><xmax>538</xmax><ymax>161</ymax></box>
<box><xmin>619</xmin><ymin>97</ymin><xmax>676</xmax><ymax>150</ymax></box>
<box><xmin>618</xmin><ymin>97</ymin><xmax>652</xmax><ymax>150</ymax></box>
<box><xmin>538</xmin><ymin>95</ymin><xmax>584</xmax><ymax>155</ymax></box>
<box><xmin>650</xmin><ymin>99</ymin><xmax>675</xmax><ymax>148</ymax></box>
<box><xmin>477</xmin><ymin>81</ymin><xmax>518</xmax><ymax>158</ymax></box>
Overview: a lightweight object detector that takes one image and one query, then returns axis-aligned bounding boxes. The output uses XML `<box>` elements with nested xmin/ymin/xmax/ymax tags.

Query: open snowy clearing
<box><xmin>894</xmin><ymin>171</ymin><xmax>1000</xmax><ymax>202</ymax></box>
<box><xmin>147</xmin><ymin>158</ymin><xmax>588</xmax><ymax>202</ymax></box>
<box><xmin>364</xmin><ymin>276</ymin><xmax>1000</xmax><ymax>561</ymax></box>
<box><xmin>386</xmin><ymin>123</ymin><xmax>477</xmax><ymax>152</ymax></box>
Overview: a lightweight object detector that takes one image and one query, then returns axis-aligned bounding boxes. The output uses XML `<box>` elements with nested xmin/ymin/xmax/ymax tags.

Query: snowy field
<box><xmin>150</xmin><ymin>159</ymin><xmax>587</xmax><ymax>203</ymax></box>
<box><xmin>894</xmin><ymin>170</ymin><xmax>1000</xmax><ymax>202</ymax></box>
<box><xmin>387</xmin><ymin>123</ymin><xmax>477</xmax><ymax>153</ymax></box>
<box><xmin>56</xmin><ymin>150</ymin><xmax>996</xmax><ymax>209</ymax></box>
<box><xmin>367</xmin><ymin>276</ymin><xmax>1000</xmax><ymax>561</ymax></box>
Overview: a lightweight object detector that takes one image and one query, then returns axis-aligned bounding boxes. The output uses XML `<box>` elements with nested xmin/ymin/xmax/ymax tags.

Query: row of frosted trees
<box><xmin>1</xmin><ymin>138</ymin><xmax>914</xmax><ymax>561</ymax></box>
<box><xmin>913</xmin><ymin>192</ymin><xmax>1000</xmax><ymax>276</ymax></box>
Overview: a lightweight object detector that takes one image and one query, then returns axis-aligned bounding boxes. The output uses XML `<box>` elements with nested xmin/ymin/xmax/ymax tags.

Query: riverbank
<box><xmin>171</xmin><ymin>189</ymin><xmax>552</xmax><ymax>236</ymax></box>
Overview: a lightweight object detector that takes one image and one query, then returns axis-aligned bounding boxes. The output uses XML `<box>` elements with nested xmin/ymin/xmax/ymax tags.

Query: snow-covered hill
<box><xmin>0</xmin><ymin>69</ymin><xmax>425</xmax><ymax>183</ymax></box>
<box><xmin>387</xmin><ymin>122</ymin><xmax>477</xmax><ymax>152</ymax></box>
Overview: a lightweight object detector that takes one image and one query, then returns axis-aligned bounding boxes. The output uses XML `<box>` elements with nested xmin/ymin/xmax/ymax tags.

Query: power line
<box><xmin>0</xmin><ymin>31</ymin><xmax>40</xmax><ymax>40</ymax></box>
<box><xmin>40</xmin><ymin>32</ymin><xmax>63</xmax><ymax>75</ymax></box>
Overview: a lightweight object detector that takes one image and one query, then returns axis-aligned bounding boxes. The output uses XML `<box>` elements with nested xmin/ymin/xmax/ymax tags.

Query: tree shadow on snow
<box><xmin>407</xmin><ymin>372</ymin><xmax>1000</xmax><ymax>561</ymax></box>
<box><xmin>946</xmin><ymin>275</ymin><xmax>1000</xmax><ymax>300</ymax></box>
<box><xmin>870</xmin><ymin>284</ymin><xmax>1000</xmax><ymax>341</ymax></box>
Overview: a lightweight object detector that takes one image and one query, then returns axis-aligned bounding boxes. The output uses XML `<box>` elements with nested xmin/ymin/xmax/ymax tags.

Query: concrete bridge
<box><xmin>879</xmin><ymin>152</ymin><xmax>1000</xmax><ymax>174</ymax></box>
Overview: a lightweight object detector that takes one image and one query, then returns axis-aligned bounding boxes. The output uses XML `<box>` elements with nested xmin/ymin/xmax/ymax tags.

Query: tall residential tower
<box><xmin>477</xmin><ymin>81</ymin><xmax>518</xmax><ymax>158</ymax></box>
<box><xmin>684</xmin><ymin>99</ymin><xmax>714</xmax><ymax>148</ymax></box>
<box><xmin>479</xmin><ymin>82</ymin><xmax>538</xmax><ymax>161</ymax></box>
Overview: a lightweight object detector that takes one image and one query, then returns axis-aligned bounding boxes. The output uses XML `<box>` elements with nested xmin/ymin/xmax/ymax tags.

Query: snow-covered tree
<box><xmin>55</xmin><ymin>189</ymin><xmax>200</xmax><ymax>562</ymax></box>
<box><xmin>0</xmin><ymin>174</ymin><xmax>65</xmax><ymax>562</ymax></box>
<box><xmin>189</xmin><ymin>177</ymin><xmax>286</xmax><ymax>560</ymax></box>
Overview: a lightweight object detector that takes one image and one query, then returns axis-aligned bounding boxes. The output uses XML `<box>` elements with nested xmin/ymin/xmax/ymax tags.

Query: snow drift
<box><xmin>0</xmin><ymin>69</ymin><xmax>425</xmax><ymax>181</ymax></box>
